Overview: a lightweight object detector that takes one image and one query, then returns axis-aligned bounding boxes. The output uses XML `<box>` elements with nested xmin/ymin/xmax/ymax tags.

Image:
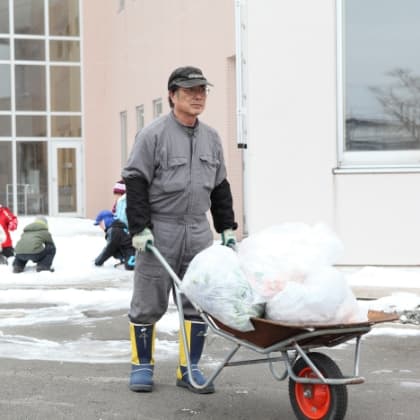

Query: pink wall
<box><xmin>82</xmin><ymin>0</ymin><xmax>243</xmax><ymax>237</ymax></box>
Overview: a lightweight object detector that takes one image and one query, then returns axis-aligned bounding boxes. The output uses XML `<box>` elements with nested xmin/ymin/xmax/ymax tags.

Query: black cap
<box><xmin>167</xmin><ymin>66</ymin><xmax>213</xmax><ymax>90</ymax></box>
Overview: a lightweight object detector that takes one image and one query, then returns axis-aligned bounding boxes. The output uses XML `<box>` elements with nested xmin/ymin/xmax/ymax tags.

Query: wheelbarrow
<box><xmin>148</xmin><ymin>244</ymin><xmax>398</xmax><ymax>420</ymax></box>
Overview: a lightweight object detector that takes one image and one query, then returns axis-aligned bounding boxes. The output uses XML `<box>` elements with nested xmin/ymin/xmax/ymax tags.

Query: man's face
<box><xmin>171</xmin><ymin>85</ymin><xmax>208</xmax><ymax>118</ymax></box>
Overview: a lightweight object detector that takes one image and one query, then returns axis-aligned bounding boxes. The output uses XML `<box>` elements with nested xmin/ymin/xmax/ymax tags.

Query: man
<box><xmin>122</xmin><ymin>66</ymin><xmax>237</xmax><ymax>393</ymax></box>
<box><xmin>13</xmin><ymin>216</ymin><xmax>56</xmax><ymax>273</ymax></box>
<box><xmin>93</xmin><ymin>209</ymin><xmax>135</xmax><ymax>270</ymax></box>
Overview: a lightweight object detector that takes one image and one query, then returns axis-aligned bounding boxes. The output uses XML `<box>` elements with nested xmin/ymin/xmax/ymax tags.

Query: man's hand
<box><xmin>221</xmin><ymin>228</ymin><xmax>236</xmax><ymax>248</ymax></box>
<box><xmin>132</xmin><ymin>228</ymin><xmax>154</xmax><ymax>252</ymax></box>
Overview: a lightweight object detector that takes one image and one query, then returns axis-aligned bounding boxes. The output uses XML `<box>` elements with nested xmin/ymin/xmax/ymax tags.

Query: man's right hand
<box><xmin>132</xmin><ymin>228</ymin><xmax>154</xmax><ymax>252</ymax></box>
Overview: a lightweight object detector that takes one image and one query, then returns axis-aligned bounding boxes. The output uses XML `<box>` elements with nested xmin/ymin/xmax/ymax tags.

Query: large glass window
<box><xmin>4</xmin><ymin>0</ymin><xmax>81</xmax><ymax>215</ymax></box>
<box><xmin>15</xmin><ymin>39</ymin><xmax>45</xmax><ymax>61</ymax></box>
<box><xmin>15</xmin><ymin>65</ymin><xmax>46</xmax><ymax>111</ymax></box>
<box><xmin>340</xmin><ymin>0</ymin><xmax>420</xmax><ymax>167</ymax></box>
<box><xmin>49</xmin><ymin>0</ymin><xmax>79</xmax><ymax>36</ymax></box>
<box><xmin>50</xmin><ymin>66</ymin><xmax>81</xmax><ymax>112</ymax></box>
<box><xmin>0</xmin><ymin>38</ymin><xmax>10</xmax><ymax>59</ymax></box>
<box><xmin>0</xmin><ymin>115</ymin><xmax>11</xmax><ymax>136</ymax></box>
<box><xmin>0</xmin><ymin>0</ymin><xmax>9</xmax><ymax>33</ymax></box>
<box><xmin>16</xmin><ymin>141</ymin><xmax>48</xmax><ymax>214</ymax></box>
<box><xmin>0</xmin><ymin>64</ymin><xmax>11</xmax><ymax>110</ymax></box>
<box><xmin>50</xmin><ymin>40</ymin><xmax>80</xmax><ymax>62</ymax></box>
<box><xmin>14</xmin><ymin>0</ymin><xmax>44</xmax><ymax>35</ymax></box>
<box><xmin>0</xmin><ymin>141</ymin><xmax>12</xmax><ymax>210</ymax></box>
<box><xmin>51</xmin><ymin>115</ymin><xmax>81</xmax><ymax>137</ymax></box>
<box><xmin>16</xmin><ymin>115</ymin><xmax>47</xmax><ymax>137</ymax></box>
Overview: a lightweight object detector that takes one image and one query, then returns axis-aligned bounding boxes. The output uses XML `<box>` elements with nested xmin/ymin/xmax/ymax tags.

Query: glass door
<box><xmin>51</xmin><ymin>142</ymin><xmax>83</xmax><ymax>216</ymax></box>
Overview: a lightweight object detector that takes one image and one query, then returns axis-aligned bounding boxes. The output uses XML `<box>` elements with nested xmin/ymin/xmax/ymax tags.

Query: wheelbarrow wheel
<box><xmin>288</xmin><ymin>352</ymin><xmax>348</xmax><ymax>420</ymax></box>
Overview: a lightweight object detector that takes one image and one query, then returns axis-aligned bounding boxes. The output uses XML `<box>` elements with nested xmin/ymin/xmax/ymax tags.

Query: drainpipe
<box><xmin>235</xmin><ymin>0</ymin><xmax>249</xmax><ymax>236</ymax></box>
<box><xmin>235</xmin><ymin>0</ymin><xmax>247</xmax><ymax>149</ymax></box>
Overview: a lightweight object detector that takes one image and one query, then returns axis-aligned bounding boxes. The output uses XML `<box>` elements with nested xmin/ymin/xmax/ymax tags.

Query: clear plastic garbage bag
<box><xmin>238</xmin><ymin>222</ymin><xmax>345</xmax><ymax>300</ymax></box>
<box><xmin>265</xmin><ymin>266</ymin><xmax>367</xmax><ymax>325</ymax></box>
<box><xmin>182</xmin><ymin>244</ymin><xmax>264</xmax><ymax>331</ymax></box>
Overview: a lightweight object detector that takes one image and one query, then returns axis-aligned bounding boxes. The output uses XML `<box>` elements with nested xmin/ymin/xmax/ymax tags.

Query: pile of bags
<box><xmin>181</xmin><ymin>223</ymin><xmax>367</xmax><ymax>331</ymax></box>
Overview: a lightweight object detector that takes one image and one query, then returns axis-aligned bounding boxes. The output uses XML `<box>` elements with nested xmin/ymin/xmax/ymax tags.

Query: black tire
<box><xmin>288</xmin><ymin>352</ymin><xmax>348</xmax><ymax>420</ymax></box>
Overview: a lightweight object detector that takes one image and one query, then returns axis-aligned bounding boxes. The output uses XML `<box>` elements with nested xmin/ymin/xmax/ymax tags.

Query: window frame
<box><xmin>136</xmin><ymin>104</ymin><xmax>144</xmax><ymax>131</ymax></box>
<box><xmin>120</xmin><ymin>110</ymin><xmax>127</xmax><ymax>167</ymax></box>
<box><xmin>336</xmin><ymin>0</ymin><xmax>420</xmax><ymax>171</ymax></box>
<box><xmin>152</xmin><ymin>98</ymin><xmax>162</xmax><ymax>119</ymax></box>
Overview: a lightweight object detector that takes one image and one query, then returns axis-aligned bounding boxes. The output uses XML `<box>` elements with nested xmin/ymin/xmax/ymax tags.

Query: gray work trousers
<box><xmin>129</xmin><ymin>214</ymin><xmax>213</xmax><ymax>324</ymax></box>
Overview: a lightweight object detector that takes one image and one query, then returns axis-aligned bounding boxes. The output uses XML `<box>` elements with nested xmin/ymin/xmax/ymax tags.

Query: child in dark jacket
<box><xmin>94</xmin><ymin>210</ymin><xmax>135</xmax><ymax>270</ymax></box>
<box><xmin>13</xmin><ymin>216</ymin><xmax>56</xmax><ymax>273</ymax></box>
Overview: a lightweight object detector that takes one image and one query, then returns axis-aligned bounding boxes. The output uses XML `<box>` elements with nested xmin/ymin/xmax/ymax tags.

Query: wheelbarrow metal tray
<box><xmin>211</xmin><ymin>310</ymin><xmax>399</xmax><ymax>350</ymax></box>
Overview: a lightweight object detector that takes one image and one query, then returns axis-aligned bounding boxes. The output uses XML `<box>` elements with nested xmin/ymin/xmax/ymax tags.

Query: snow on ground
<box><xmin>0</xmin><ymin>217</ymin><xmax>419</xmax><ymax>363</ymax></box>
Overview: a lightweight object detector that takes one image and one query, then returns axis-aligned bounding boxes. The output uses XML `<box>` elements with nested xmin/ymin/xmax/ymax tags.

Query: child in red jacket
<box><xmin>0</xmin><ymin>204</ymin><xmax>18</xmax><ymax>264</ymax></box>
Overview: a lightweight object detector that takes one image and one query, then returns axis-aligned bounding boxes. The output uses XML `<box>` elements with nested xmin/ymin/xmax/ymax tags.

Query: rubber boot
<box><xmin>129</xmin><ymin>323</ymin><xmax>155</xmax><ymax>392</ymax></box>
<box><xmin>176</xmin><ymin>320</ymin><xmax>215</xmax><ymax>394</ymax></box>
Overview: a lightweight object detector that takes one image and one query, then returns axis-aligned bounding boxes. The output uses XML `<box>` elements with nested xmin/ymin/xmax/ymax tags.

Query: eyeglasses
<box><xmin>180</xmin><ymin>86</ymin><xmax>210</xmax><ymax>96</ymax></box>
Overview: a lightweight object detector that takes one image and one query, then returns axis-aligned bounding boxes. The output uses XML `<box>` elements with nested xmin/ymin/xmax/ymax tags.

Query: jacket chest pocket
<box><xmin>199</xmin><ymin>155</ymin><xmax>219</xmax><ymax>190</ymax></box>
<box><xmin>159</xmin><ymin>156</ymin><xmax>188</xmax><ymax>193</ymax></box>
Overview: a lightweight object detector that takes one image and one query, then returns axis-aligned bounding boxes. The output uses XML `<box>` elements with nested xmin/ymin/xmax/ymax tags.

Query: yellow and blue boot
<box><xmin>176</xmin><ymin>320</ymin><xmax>215</xmax><ymax>394</ymax></box>
<box><xmin>129</xmin><ymin>323</ymin><xmax>155</xmax><ymax>392</ymax></box>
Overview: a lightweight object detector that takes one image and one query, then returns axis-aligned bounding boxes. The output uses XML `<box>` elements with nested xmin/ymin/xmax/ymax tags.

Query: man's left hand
<box><xmin>221</xmin><ymin>228</ymin><xmax>236</xmax><ymax>248</ymax></box>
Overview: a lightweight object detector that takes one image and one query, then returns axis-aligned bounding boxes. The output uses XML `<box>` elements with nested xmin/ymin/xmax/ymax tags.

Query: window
<box><xmin>120</xmin><ymin>111</ymin><xmax>127</xmax><ymax>167</ymax></box>
<box><xmin>14</xmin><ymin>0</ymin><xmax>45</xmax><ymax>35</ymax></box>
<box><xmin>0</xmin><ymin>115</ymin><xmax>11</xmax><ymax>136</ymax></box>
<box><xmin>136</xmin><ymin>104</ymin><xmax>144</xmax><ymax>131</ymax></box>
<box><xmin>0</xmin><ymin>141</ymin><xmax>12</xmax><ymax>207</ymax></box>
<box><xmin>338</xmin><ymin>0</ymin><xmax>420</xmax><ymax>168</ymax></box>
<box><xmin>0</xmin><ymin>0</ymin><xmax>9</xmax><ymax>33</ymax></box>
<box><xmin>0</xmin><ymin>64</ymin><xmax>11</xmax><ymax>109</ymax></box>
<box><xmin>0</xmin><ymin>38</ymin><xmax>10</xmax><ymax>59</ymax></box>
<box><xmin>51</xmin><ymin>115</ymin><xmax>81</xmax><ymax>137</ymax></box>
<box><xmin>14</xmin><ymin>39</ymin><xmax>45</xmax><ymax>60</ymax></box>
<box><xmin>16</xmin><ymin>115</ymin><xmax>47</xmax><ymax>137</ymax></box>
<box><xmin>0</xmin><ymin>0</ymin><xmax>82</xmax><ymax>215</ymax></box>
<box><xmin>153</xmin><ymin>98</ymin><xmax>162</xmax><ymax>119</ymax></box>
<box><xmin>16</xmin><ymin>141</ymin><xmax>48</xmax><ymax>214</ymax></box>
<box><xmin>49</xmin><ymin>0</ymin><xmax>79</xmax><ymax>36</ymax></box>
<box><xmin>50</xmin><ymin>40</ymin><xmax>80</xmax><ymax>62</ymax></box>
<box><xmin>50</xmin><ymin>66</ymin><xmax>81</xmax><ymax>112</ymax></box>
<box><xmin>15</xmin><ymin>65</ymin><xmax>46</xmax><ymax>111</ymax></box>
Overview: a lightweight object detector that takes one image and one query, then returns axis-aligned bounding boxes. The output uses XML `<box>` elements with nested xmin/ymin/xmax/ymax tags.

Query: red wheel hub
<box><xmin>295</xmin><ymin>367</ymin><xmax>331</xmax><ymax>419</ymax></box>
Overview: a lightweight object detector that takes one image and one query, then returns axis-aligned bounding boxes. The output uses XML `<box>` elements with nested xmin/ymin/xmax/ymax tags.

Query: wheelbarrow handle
<box><xmin>146</xmin><ymin>244</ymin><xmax>182</xmax><ymax>289</ymax></box>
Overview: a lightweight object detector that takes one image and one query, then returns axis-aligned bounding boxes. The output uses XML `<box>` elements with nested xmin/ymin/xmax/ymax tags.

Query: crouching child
<box><xmin>94</xmin><ymin>210</ymin><xmax>135</xmax><ymax>270</ymax></box>
<box><xmin>13</xmin><ymin>217</ymin><xmax>56</xmax><ymax>273</ymax></box>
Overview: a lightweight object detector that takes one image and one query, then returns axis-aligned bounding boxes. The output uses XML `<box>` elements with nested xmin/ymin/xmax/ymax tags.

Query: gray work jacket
<box><xmin>123</xmin><ymin>112</ymin><xmax>227</xmax><ymax>218</ymax></box>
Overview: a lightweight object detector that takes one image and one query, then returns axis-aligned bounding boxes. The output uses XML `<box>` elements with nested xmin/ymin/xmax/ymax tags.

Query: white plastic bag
<box><xmin>238</xmin><ymin>223</ymin><xmax>344</xmax><ymax>300</ymax></box>
<box><xmin>265</xmin><ymin>266</ymin><xmax>367</xmax><ymax>325</ymax></box>
<box><xmin>181</xmin><ymin>245</ymin><xmax>264</xmax><ymax>331</ymax></box>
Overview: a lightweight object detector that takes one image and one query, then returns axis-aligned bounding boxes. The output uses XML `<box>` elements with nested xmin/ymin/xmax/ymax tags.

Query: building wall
<box><xmin>82</xmin><ymin>0</ymin><xmax>243</xmax><ymax>238</ymax></box>
<box><xmin>243</xmin><ymin>0</ymin><xmax>420</xmax><ymax>264</ymax></box>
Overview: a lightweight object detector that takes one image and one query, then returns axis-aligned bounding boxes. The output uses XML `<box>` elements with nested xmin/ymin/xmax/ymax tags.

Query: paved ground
<box><xmin>1</xmin><ymin>317</ymin><xmax>420</xmax><ymax>420</ymax></box>
<box><xmin>1</xmin><ymin>274</ymin><xmax>420</xmax><ymax>419</ymax></box>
